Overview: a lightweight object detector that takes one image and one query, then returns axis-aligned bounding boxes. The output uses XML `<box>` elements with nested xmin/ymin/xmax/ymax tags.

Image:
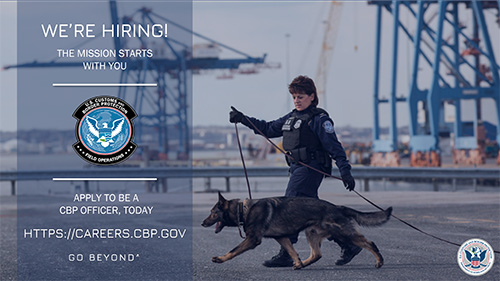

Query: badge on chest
<box><xmin>282</xmin><ymin>116</ymin><xmax>304</xmax><ymax>132</ymax></box>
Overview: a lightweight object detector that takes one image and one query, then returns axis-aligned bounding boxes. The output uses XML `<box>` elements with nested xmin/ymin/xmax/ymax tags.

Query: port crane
<box><xmin>4</xmin><ymin>0</ymin><xmax>271</xmax><ymax>161</ymax></box>
<box><xmin>315</xmin><ymin>1</ymin><xmax>343</xmax><ymax>108</ymax></box>
<box><xmin>369</xmin><ymin>0</ymin><xmax>500</xmax><ymax>166</ymax></box>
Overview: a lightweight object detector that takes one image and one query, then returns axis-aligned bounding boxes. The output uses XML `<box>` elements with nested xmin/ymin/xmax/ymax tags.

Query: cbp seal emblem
<box><xmin>323</xmin><ymin>120</ymin><xmax>335</xmax><ymax>133</ymax></box>
<box><xmin>457</xmin><ymin>238</ymin><xmax>495</xmax><ymax>276</ymax></box>
<box><xmin>73</xmin><ymin>96</ymin><xmax>137</xmax><ymax>165</ymax></box>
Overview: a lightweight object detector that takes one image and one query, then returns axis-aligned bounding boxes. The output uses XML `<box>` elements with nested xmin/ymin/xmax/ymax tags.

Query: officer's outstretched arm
<box><xmin>229</xmin><ymin>106</ymin><xmax>288</xmax><ymax>139</ymax></box>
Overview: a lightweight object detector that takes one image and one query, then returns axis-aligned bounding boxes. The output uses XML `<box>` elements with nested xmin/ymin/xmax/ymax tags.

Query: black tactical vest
<box><xmin>282</xmin><ymin>107</ymin><xmax>328</xmax><ymax>153</ymax></box>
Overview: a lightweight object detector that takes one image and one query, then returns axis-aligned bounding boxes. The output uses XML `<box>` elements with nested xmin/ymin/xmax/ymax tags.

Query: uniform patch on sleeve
<box><xmin>323</xmin><ymin>120</ymin><xmax>335</xmax><ymax>133</ymax></box>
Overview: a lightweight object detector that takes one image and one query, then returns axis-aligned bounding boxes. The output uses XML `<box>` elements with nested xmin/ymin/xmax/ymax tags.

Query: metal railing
<box><xmin>1</xmin><ymin>166</ymin><xmax>498</xmax><ymax>195</ymax></box>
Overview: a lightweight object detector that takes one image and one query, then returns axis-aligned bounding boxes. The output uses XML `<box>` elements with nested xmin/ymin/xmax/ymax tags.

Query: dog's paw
<box><xmin>212</xmin><ymin>256</ymin><xmax>224</xmax><ymax>263</ymax></box>
<box><xmin>292</xmin><ymin>262</ymin><xmax>303</xmax><ymax>270</ymax></box>
<box><xmin>375</xmin><ymin>261</ymin><xmax>383</xmax><ymax>268</ymax></box>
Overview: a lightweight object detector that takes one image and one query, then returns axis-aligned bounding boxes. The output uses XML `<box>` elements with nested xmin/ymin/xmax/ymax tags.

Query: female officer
<box><xmin>229</xmin><ymin>75</ymin><xmax>361</xmax><ymax>267</ymax></box>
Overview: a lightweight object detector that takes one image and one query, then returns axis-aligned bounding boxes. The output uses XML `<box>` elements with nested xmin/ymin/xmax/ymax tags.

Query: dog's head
<box><xmin>201</xmin><ymin>191</ymin><xmax>232</xmax><ymax>234</ymax></box>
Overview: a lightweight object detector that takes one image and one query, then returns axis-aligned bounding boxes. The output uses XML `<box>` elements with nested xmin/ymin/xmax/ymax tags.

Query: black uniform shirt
<box><xmin>241</xmin><ymin>106</ymin><xmax>352</xmax><ymax>177</ymax></box>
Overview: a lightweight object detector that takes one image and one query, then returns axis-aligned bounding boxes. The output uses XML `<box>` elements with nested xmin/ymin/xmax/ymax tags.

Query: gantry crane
<box><xmin>4</xmin><ymin>0</ymin><xmax>270</xmax><ymax>161</ymax></box>
<box><xmin>369</xmin><ymin>0</ymin><xmax>499</xmax><ymax>167</ymax></box>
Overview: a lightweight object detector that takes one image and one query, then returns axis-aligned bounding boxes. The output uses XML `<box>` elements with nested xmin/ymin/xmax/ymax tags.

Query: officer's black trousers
<box><xmin>285</xmin><ymin>160</ymin><xmax>324</xmax><ymax>243</ymax></box>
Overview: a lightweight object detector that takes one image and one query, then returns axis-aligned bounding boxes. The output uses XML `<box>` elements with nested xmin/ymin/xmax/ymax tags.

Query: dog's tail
<box><xmin>342</xmin><ymin>206</ymin><xmax>393</xmax><ymax>227</ymax></box>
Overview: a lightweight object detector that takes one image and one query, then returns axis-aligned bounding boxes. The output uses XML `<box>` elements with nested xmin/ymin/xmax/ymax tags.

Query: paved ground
<box><xmin>0</xmin><ymin>195</ymin><xmax>17</xmax><ymax>281</ymax></box>
<box><xmin>1</xmin><ymin>193</ymin><xmax>194</xmax><ymax>281</ymax></box>
<box><xmin>1</xmin><ymin>189</ymin><xmax>499</xmax><ymax>280</ymax></box>
<box><xmin>193</xmin><ymin>190</ymin><xmax>500</xmax><ymax>281</ymax></box>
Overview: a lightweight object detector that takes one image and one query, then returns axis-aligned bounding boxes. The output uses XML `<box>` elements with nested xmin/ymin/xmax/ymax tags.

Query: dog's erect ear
<box><xmin>218</xmin><ymin>191</ymin><xmax>226</xmax><ymax>203</ymax></box>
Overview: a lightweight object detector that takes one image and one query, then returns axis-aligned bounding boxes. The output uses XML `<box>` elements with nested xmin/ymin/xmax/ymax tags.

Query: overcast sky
<box><xmin>1</xmin><ymin>1</ymin><xmax>499</xmax><ymax>132</ymax></box>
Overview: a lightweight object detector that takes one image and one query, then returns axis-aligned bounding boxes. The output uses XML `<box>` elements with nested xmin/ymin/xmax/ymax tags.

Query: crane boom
<box><xmin>315</xmin><ymin>1</ymin><xmax>343</xmax><ymax>109</ymax></box>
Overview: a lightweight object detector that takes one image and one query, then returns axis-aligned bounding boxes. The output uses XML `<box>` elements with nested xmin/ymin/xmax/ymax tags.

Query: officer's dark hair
<box><xmin>288</xmin><ymin>75</ymin><xmax>318</xmax><ymax>107</ymax></box>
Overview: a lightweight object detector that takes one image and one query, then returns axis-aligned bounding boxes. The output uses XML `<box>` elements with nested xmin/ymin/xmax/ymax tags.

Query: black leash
<box><xmin>234</xmin><ymin>112</ymin><xmax>500</xmax><ymax>254</ymax></box>
<box><xmin>234</xmin><ymin>123</ymin><xmax>252</xmax><ymax>199</ymax></box>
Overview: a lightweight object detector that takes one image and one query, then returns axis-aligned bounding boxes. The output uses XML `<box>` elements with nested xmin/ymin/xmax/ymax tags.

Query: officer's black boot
<box><xmin>335</xmin><ymin>243</ymin><xmax>362</xmax><ymax>266</ymax></box>
<box><xmin>262</xmin><ymin>247</ymin><xmax>293</xmax><ymax>267</ymax></box>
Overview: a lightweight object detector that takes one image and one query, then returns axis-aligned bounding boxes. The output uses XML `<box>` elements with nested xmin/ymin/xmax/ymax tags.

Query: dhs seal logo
<box><xmin>457</xmin><ymin>238</ymin><xmax>495</xmax><ymax>276</ymax></box>
<box><xmin>73</xmin><ymin>96</ymin><xmax>137</xmax><ymax>165</ymax></box>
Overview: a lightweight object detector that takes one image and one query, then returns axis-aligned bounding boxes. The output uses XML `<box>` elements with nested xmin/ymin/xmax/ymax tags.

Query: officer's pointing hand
<box><xmin>229</xmin><ymin>106</ymin><xmax>244</xmax><ymax>124</ymax></box>
<box><xmin>342</xmin><ymin>174</ymin><xmax>355</xmax><ymax>191</ymax></box>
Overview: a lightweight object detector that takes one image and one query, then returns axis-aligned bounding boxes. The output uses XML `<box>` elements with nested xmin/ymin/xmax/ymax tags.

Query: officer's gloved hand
<box><xmin>229</xmin><ymin>106</ymin><xmax>244</xmax><ymax>124</ymax></box>
<box><xmin>342</xmin><ymin>173</ymin><xmax>355</xmax><ymax>191</ymax></box>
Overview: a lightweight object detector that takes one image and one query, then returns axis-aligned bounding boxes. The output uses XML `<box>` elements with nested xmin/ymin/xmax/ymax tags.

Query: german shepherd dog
<box><xmin>202</xmin><ymin>192</ymin><xmax>392</xmax><ymax>270</ymax></box>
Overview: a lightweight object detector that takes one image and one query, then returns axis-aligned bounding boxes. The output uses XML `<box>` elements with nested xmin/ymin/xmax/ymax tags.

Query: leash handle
<box><xmin>234</xmin><ymin>123</ymin><xmax>252</xmax><ymax>200</ymax></box>
<box><xmin>237</xmin><ymin>113</ymin><xmax>500</xmax><ymax>254</ymax></box>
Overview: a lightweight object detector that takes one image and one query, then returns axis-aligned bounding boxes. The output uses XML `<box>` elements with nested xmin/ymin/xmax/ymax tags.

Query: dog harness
<box><xmin>237</xmin><ymin>199</ymin><xmax>250</xmax><ymax>239</ymax></box>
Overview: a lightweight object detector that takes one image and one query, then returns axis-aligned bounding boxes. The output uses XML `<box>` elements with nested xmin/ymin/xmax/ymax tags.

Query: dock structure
<box><xmin>369</xmin><ymin>0</ymin><xmax>500</xmax><ymax>167</ymax></box>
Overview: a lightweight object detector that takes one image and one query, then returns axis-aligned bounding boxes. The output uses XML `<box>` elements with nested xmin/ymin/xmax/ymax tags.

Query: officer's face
<box><xmin>292</xmin><ymin>93</ymin><xmax>315</xmax><ymax>111</ymax></box>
